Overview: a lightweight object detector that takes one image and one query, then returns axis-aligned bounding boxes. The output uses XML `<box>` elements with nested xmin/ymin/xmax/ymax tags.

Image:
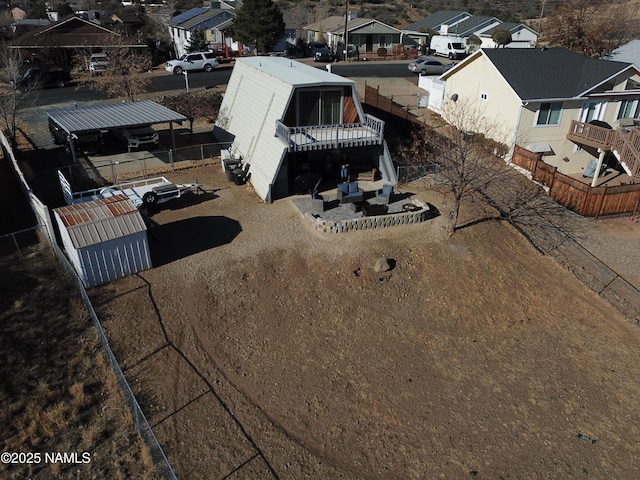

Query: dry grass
<box><xmin>0</xmin><ymin>250</ymin><xmax>163</xmax><ymax>479</ymax></box>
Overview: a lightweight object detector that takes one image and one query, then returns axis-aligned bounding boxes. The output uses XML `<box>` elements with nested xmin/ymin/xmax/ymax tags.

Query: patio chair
<box><xmin>377</xmin><ymin>184</ymin><xmax>394</xmax><ymax>204</ymax></box>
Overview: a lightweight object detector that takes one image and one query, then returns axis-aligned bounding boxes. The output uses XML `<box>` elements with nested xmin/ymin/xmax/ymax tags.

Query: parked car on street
<box><xmin>9</xmin><ymin>67</ymin><xmax>72</xmax><ymax>90</ymax></box>
<box><xmin>114</xmin><ymin>125</ymin><xmax>159</xmax><ymax>151</ymax></box>
<box><xmin>89</xmin><ymin>53</ymin><xmax>110</xmax><ymax>74</ymax></box>
<box><xmin>314</xmin><ymin>47</ymin><xmax>334</xmax><ymax>62</ymax></box>
<box><xmin>165</xmin><ymin>51</ymin><xmax>219</xmax><ymax>75</ymax></box>
<box><xmin>408</xmin><ymin>57</ymin><xmax>454</xmax><ymax>75</ymax></box>
<box><xmin>307</xmin><ymin>41</ymin><xmax>328</xmax><ymax>57</ymax></box>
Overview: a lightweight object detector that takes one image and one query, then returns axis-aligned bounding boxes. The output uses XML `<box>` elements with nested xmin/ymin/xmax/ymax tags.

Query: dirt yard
<box><xmin>89</xmin><ymin>164</ymin><xmax>640</xmax><ymax>479</ymax></box>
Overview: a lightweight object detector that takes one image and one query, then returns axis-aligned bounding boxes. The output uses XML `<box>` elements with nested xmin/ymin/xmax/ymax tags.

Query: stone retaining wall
<box><xmin>304</xmin><ymin>207</ymin><xmax>432</xmax><ymax>233</ymax></box>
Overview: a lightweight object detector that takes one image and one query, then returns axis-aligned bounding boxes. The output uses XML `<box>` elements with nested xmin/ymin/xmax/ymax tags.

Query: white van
<box><xmin>429</xmin><ymin>35</ymin><xmax>466</xmax><ymax>59</ymax></box>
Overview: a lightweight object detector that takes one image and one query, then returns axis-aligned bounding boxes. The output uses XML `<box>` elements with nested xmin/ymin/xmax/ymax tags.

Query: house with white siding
<box><xmin>214</xmin><ymin>57</ymin><xmax>396</xmax><ymax>202</ymax></box>
<box><xmin>438</xmin><ymin>47</ymin><xmax>640</xmax><ymax>183</ymax></box>
<box><xmin>168</xmin><ymin>1</ymin><xmax>236</xmax><ymax>57</ymax></box>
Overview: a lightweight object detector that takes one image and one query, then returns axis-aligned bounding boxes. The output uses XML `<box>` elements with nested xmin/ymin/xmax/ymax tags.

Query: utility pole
<box><xmin>343</xmin><ymin>0</ymin><xmax>350</xmax><ymax>61</ymax></box>
<box><xmin>538</xmin><ymin>0</ymin><xmax>548</xmax><ymax>39</ymax></box>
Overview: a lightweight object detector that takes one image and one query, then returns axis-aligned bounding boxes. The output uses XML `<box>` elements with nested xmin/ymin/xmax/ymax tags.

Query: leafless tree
<box><xmin>85</xmin><ymin>36</ymin><xmax>152</xmax><ymax>101</ymax></box>
<box><xmin>397</xmin><ymin>100</ymin><xmax>539</xmax><ymax>236</ymax></box>
<box><xmin>543</xmin><ymin>0</ymin><xmax>640</xmax><ymax>58</ymax></box>
<box><xmin>0</xmin><ymin>44</ymin><xmax>40</xmax><ymax>147</ymax></box>
<box><xmin>156</xmin><ymin>90</ymin><xmax>223</xmax><ymax>136</ymax></box>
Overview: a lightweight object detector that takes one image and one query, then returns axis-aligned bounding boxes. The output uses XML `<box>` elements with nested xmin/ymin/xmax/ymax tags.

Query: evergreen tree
<box><xmin>234</xmin><ymin>0</ymin><xmax>285</xmax><ymax>54</ymax></box>
<box><xmin>186</xmin><ymin>29</ymin><xmax>209</xmax><ymax>53</ymax></box>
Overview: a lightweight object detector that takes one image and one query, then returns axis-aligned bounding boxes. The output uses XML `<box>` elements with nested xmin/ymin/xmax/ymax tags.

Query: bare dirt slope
<box><xmin>91</xmin><ymin>165</ymin><xmax>640</xmax><ymax>479</ymax></box>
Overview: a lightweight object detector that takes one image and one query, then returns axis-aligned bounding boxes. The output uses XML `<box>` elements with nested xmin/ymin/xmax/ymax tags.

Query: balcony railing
<box><xmin>567</xmin><ymin>120</ymin><xmax>640</xmax><ymax>182</ymax></box>
<box><xmin>566</xmin><ymin>120</ymin><xmax>618</xmax><ymax>150</ymax></box>
<box><xmin>612</xmin><ymin>128</ymin><xmax>640</xmax><ymax>182</ymax></box>
<box><xmin>276</xmin><ymin>114</ymin><xmax>384</xmax><ymax>152</ymax></box>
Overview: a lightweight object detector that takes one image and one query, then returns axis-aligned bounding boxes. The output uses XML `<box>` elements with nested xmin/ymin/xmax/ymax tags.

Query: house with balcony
<box><xmin>213</xmin><ymin>57</ymin><xmax>395</xmax><ymax>202</ymax></box>
<box><xmin>438</xmin><ymin>47</ymin><xmax>640</xmax><ymax>185</ymax></box>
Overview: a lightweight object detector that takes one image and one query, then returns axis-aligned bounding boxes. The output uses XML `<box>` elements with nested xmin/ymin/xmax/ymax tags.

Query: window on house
<box><xmin>379</xmin><ymin>35</ymin><xmax>389</xmax><ymax>47</ymax></box>
<box><xmin>536</xmin><ymin>102</ymin><xmax>562</xmax><ymax>125</ymax></box>
<box><xmin>298</xmin><ymin>89</ymin><xmax>343</xmax><ymax>126</ymax></box>
<box><xmin>616</xmin><ymin>99</ymin><xmax>640</xmax><ymax>119</ymax></box>
<box><xmin>580</xmin><ymin>101</ymin><xmax>603</xmax><ymax>123</ymax></box>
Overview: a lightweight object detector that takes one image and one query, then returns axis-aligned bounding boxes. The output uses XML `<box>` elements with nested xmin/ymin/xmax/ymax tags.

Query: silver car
<box><xmin>408</xmin><ymin>58</ymin><xmax>454</xmax><ymax>75</ymax></box>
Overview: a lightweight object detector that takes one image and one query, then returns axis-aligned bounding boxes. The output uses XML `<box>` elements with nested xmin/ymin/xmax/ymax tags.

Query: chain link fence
<box><xmin>483</xmin><ymin>169</ymin><xmax>640</xmax><ymax>325</ymax></box>
<box><xmin>51</xmin><ymin>242</ymin><xmax>178</xmax><ymax>479</ymax></box>
<box><xmin>396</xmin><ymin>163</ymin><xmax>440</xmax><ymax>185</ymax></box>
<box><xmin>0</xmin><ymin>226</ymin><xmax>47</xmax><ymax>257</ymax></box>
<box><xmin>2</xmin><ymin>129</ymin><xmax>178</xmax><ymax>479</ymax></box>
<box><xmin>518</xmin><ymin>218</ymin><xmax>640</xmax><ymax>326</ymax></box>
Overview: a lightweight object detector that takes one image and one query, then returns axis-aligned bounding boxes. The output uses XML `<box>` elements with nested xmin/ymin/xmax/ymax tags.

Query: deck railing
<box><xmin>566</xmin><ymin>120</ymin><xmax>618</xmax><ymax>150</ymax></box>
<box><xmin>612</xmin><ymin>128</ymin><xmax>640</xmax><ymax>182</ymax></box>
<box><xmin>276</xmin><ymin>114</ymin><xmax>384</xmax><ymax>152</ymax></box>
<box><xmin>566</xmin><ymin>120</ymin><xmax>640</xmax><ymax>182</ymax></box>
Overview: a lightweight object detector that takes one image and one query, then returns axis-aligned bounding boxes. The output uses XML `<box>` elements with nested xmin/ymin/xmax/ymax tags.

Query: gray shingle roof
<box><xmin>450</xmin><ymin>16</ymin><xmax>498</xmax><ymax>36</ymax></box>
<box><xmin>482</xmin><ymin>47</ymin><xmax>632</xmax><ymax>100</ymax></box>
<box><xmin>403</xmin><ymin>10</ymin><xmax>470</xmax><ymax>33</ymax></box>
<box><xmin>482</xmin><ymin>22</ymin><xmax>537</xmax><ymax>36</ymax></box>
<box><xmin>179</xmin><ymin>8</ymin><xmax>234</xmax><ymax>30</ymax></box>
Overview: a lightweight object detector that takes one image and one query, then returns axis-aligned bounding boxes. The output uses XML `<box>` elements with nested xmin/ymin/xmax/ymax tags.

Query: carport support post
<box><xmin>170</xmin><ymin>123</ymin><xmax>177</xmax><ymax>151</ymax></box>
<box><xmin>69</xmin><ymin>137</ymin><xmax>78</xmax><ymax>164</ymax></box>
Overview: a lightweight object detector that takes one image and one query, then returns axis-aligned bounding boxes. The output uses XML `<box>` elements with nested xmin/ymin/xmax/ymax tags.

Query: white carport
<box><xmin>53</xmin><ymin>195</ymin><xmax>151</xmax><ymax>288</ymax></box>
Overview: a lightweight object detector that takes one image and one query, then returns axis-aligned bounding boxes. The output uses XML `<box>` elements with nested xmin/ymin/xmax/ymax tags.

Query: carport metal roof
<box><xmin>47</xmin><ymin>100</ymin><xmax>188</xmax><ymax>134</ymax></box>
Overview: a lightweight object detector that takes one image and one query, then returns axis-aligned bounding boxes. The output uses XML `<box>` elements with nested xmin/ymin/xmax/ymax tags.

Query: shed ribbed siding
<box><xmin>53</xmin><ymin>196</ymin><xmax>151</xmax><ymax>288</ymax></box>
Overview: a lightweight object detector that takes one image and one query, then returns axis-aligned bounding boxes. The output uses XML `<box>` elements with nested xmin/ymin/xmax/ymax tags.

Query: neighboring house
<box><xmin>168</xmin><ymin>1</ymin><xmax>236</xmax><ymax>57</ymax></box>
<box><xmin>11</xmin><ymin>15</ymin><xmax>147</xmax><ymax>67</ymax></box>
<box><xmin>604</xmin><ymin>39</ymin><xmax>640</xmax><ymax>69</ymax></box>
<box><xmin>213</xmin><ymin>57</ymin><xmax>396</xmax><ymax>202</ymax></box>
<box><xmin>477</xmin><ymin>23</ymin><xmax>538</xmax><ymax>49</ymax></box>
<box><xmin>11</xmin><ymin>18</ymin><xmax>51</xmax><ymax>34</ymax></box>
<box><xmin>303</xmin><ymin>12</ymin><xmax>402</xmax><ymax>55</ymax></box>
<box><xmin>402</xmin><ymin>10</ymin><xmax>471</xmax><ymax>46</ymax></box>
<box><xmin>445</xmin><ymin>16</ymin><xmax>501</xmax><ymax>38</ymax></box>
<box><xmin>402</xmin><ymin>11</ymin><xmax>537</xmax><ymax>52</ymax></box>
<box><xmin>438</xmin><ymin>47</ymin><xmax>640</xmax><ymax>181</ymax></box>
<box><xmin>107</xmin><ymin>12</ymin><xmax>146</xmax><ymax>37</ymax></box>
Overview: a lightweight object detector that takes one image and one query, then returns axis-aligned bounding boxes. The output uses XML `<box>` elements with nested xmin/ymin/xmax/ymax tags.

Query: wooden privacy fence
<box><xmin>364</xmin><ymin>84</ymin><xmax>419</xmax><ymax>123</ymax></box>
<box><xmin>512</xmin><ymin>145</ymin><xmax>640</xmax><ymax>218</ymax></box>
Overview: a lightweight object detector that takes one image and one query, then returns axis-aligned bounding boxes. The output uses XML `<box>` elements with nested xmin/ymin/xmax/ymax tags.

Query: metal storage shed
<box><xmin>53</xmin><ymin>195</ymin><xmax>152</xmax><ymax>288</ymax></box>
